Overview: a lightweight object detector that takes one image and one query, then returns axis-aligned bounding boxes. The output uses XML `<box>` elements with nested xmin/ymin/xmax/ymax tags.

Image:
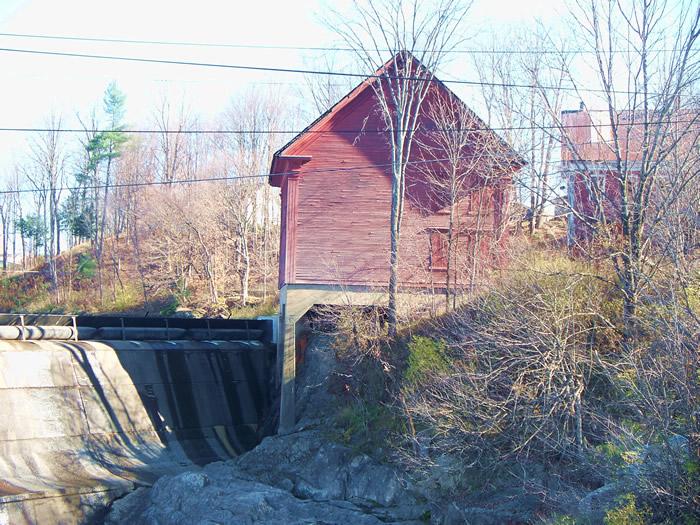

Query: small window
<box><xmin>429</xmin><ymin>230</ymin><xmax>448</xmax><ymax>270</ymax></box>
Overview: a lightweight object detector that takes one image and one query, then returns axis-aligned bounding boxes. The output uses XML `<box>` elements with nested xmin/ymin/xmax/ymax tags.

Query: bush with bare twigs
<box><xmin>403</xmin><ymin>253</ymin><xmax>621</xmax><ymax>462</ymax></box>
<box><xmin>395</xmin><ymin>251</ymin><xmax>700</xmax><ymax>522</ymax></box>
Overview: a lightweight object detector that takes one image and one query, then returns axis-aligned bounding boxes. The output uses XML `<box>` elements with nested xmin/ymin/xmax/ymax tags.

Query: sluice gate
<box><xmin>0</xmin><ymin>314</ymin><xmax>277</xmax><ymax>524</ymax></box>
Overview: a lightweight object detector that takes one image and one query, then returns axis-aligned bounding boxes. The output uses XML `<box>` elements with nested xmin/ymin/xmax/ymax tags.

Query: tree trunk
<box><xmin>48</xmin><ymin>195</ymin><xmax>58</xmax><ymax>297</ymax></box>
<box><xmin>445</xmin><ymin>196</ymin><xmax>455</xmax><ymax>310</ymax></box>
<box><xmin>20</xmin><ymin>228</ymin><xmax>25</xmax><ymax>270</ymax></box>
<box><xmin>574</xmin><ymin>392</ymin><xmax>584</xmax><ymax>453</ymax></box>
<box><xmin>1</xmin><ymin>211</ymin><xmax>7</xmax><ymax>271</ymax></box>
<box><xmin>12</xmin><ymin>213</ymin><xmax>17</xmax><ymax>272</ymax></box>
<box><xmin>54</xmin><ymin>195</ymin><xmax>61</xmax><ymax>256</ymax></box>
<box><xmin>240</xmin><ymin>253</ymin><xmax>250</xmax><ymax>306</ymax></box>
<box><xmin>388</xmin><ymin>167</ymin><xmax>401</xmax><ymax>338</ymax></box>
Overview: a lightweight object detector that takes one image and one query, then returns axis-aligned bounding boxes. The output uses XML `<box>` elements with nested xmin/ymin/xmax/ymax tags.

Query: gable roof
<box><xmin>269</xmin><ymin>51</ymin><xmax>525</xmax><ymax>187</ymax></box>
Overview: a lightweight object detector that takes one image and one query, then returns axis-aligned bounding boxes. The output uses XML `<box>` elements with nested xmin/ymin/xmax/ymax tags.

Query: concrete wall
<box><xmin>0</xmin><ymin>338</ymin><xmax>274</xmax><ymax>524</ymax></box>
<box><xmin>277</xmin><ymin>284</ymin><xmax>437</xmax><ymax>433</ymax></box>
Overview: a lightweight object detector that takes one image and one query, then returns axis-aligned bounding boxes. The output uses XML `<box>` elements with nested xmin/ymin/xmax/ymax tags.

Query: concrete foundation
<box><xmin>277</xmin><ymin>284</ymin><xmax>437</xmax><ymax>433</ymax></box>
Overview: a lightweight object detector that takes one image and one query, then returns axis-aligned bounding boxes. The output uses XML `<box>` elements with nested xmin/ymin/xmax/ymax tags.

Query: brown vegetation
<box><xmin>0</xmin><ymin>86</ymin><xmax>287</xmax><ymax>317</ymax></box>
<box><xmin>314</xmin><ymin>244</ymin><xmax>699</xmax><ymax>523</ymax></box>
<box><xmin>0</xmin><ymin>182</ymin><xmax>279</xmax><ymax>318</ymax></box>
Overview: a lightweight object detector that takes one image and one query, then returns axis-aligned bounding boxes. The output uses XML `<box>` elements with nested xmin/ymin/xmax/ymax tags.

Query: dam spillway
<box><xmin>0</xmin><ymin>314</ymin><xmax>276</xmax><ymax>524</ymax></box>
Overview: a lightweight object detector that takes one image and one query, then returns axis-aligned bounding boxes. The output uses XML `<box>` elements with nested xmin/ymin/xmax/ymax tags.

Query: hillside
<box><xmin>0</xmin><ymin>235</ymin><xmax>278</xmax><ymax>319</ymax></box>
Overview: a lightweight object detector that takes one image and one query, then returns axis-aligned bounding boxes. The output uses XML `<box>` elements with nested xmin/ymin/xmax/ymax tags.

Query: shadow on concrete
<box><xmin>0</xmin><ymin>316</ymin><xmax>276</xmax><ymax>524</ymax></box>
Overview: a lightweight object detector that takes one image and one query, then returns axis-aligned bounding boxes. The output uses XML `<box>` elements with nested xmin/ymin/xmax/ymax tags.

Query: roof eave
<box><xmin>269</xmin><ymin>155</ymin><xmax>313</xmax><ymax>187</ymax></box>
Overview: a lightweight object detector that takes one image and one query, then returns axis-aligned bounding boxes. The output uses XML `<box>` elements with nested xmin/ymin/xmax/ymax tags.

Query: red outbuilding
<box><xmin>270</xmin><ymin>54</ymin><xmax>522</xmax><ymax>292</ymax></box>
<box><xmin>561</xmin><ymin>105</ymin><xmax>699</xmax><ymax>246</ymax></box>
<box><xmin>270</xmin><ymin>52</ymin><xmax>524</xmax><ymax>432</ymax></box>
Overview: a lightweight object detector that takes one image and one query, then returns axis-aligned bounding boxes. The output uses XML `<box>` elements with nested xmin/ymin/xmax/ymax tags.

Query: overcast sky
<box><xmin>0</xmin><ymin>0</ymin><xmax>568</xmax><ymax>181</ymax></box>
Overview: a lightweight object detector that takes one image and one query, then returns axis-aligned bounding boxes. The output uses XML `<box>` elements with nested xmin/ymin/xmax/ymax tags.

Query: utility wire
<box><xmin>0</xmin><ymin>31</ymin><xmax>683</xmax><ymax>55</ymax></box>
<box><xmin>0</xmin><ymin>46</ymin><xmax>668</xmax><ymax>96</ymax></box>
<box><xmin>0</xmin><ymin>153</ymin><xmax>551</xmax><ymax>196</ymax></box>
<box><xmin>0</xmin><ymin>116</ymin><xmax>697</xmax><ymax>136</ymax></box>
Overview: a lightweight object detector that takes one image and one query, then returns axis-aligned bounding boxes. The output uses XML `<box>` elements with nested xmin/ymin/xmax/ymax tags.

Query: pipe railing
<box><xmin>0</xmin><ymin>313</ymin><xmax>274</xmax><ymax>343</ymax></box>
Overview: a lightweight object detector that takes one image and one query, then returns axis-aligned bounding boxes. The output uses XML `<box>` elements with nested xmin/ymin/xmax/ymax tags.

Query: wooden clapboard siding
<box><xmin>270</xmin><ymin>53</ymin><xmax>522</xmax><ymax>290</ymax></box>
<box><xmin>294</xmin><ymin>87</ymin><xmax>393</xmax><ymax>286</ymax></box>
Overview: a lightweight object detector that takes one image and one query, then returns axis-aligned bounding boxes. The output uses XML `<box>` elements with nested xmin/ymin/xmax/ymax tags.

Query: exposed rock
<box><xmin>106</xmin><ymin>487</ymin><xmax>153</xmax><ymax>524</ymax></box>
<box><xmin>106</xmin><ymin>465</ymin><xmax>394</xmax><ymax>525</ymax></box>
<box><xmin>233</xmin><ymin>428</ymin><xmax>416</xmax><ymax>508</ymax></box>
<box><xmin>439</xmin><ymin>503</ymin><xmax>520</xmax><ymax>525</ymax></box>
<box><xmin>578</xmin><ymin>481</ymin><xmax>625</xmax><ymax>523</ymax></box>
<box><xmin>639</xmin><ymin>434</ymin><xmax>690</xmax><ymax>477</ymax></box>
<box><xmin>416</xmin><ymin>454</ymin><xmax>464</xmax><ymax>496</ymax></box>
<box><xmin>430</xmin><ymin>484</ymin><xmax>545</xmax><ymax>525</ymax></box>
<box><xmin>576</xmin><ymin>435</ymin><xmax>692</xmax><ymax>523</ymax></box>
<box><xmin>294</xmin><ymin>333</ymin><xmax>338</xmax><ymax>427</ymax></box>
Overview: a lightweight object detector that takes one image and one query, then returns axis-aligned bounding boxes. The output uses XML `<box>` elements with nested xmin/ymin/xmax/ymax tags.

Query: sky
<box><xmin>0</xmin><ymin>0</ymin><xmax>568</xmax><ymax>181</ymax></box>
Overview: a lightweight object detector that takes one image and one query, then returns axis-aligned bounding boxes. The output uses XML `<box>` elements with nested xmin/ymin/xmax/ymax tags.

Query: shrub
<box><xmin>400</xmin><ymin>252</ymin><xmax>626</xmax><ymax>468</ymax></box>
<box><xmin>546</xmin><ymin>515</ymin><xmax>577</xmax><ymax>525</ymax></box>
<box><xmin>314</xmin><ymin>304</ymin><xmax>388</xmax><ymax>365</ymax></box>
<box><xmin>159</xmin><ymin>297</ymin><xmax>180</xmax><ymax>316</ymax></box>
<box><xmin>334</xmin><ymin>400</ymin><xmax>405</xmax><ymax>453</ymax></box>
<box><xmin>76</xmin><ymin>253</ymin><xmax>97</xmax><ymax>280</ymax></box>
<box><xmin>227</xmin><ymin>298</ymin><xmax>279</xmax><ymax>319</ymax></box>
<box><xmin>594</xmin><ymin>442</ymin><xmax>641</xmax><ymax>473</ymax></box>
<box><xmin>604</xmin><ymin>494</ymin><xmax>650</xmax><ymax>525</ymax></box>
<box><xmin>107</xmin><ymin>283</ymin><xmax>142</xmax><ymax>312</ymax></box>
<box><xmin>404</xmin><ymin>336</ymin><xmax>449</xmax><ymax>388</ymax></box>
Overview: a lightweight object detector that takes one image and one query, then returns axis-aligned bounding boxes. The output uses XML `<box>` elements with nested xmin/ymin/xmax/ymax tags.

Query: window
<box><xmin>429</xmin><ymin>230</ymin><xmax>448</xmax><ymax>270</ymax></box>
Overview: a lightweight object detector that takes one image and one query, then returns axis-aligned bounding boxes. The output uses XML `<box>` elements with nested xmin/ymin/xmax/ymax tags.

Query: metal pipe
<box><xmin>0</xmin><ymin>325</ymin><xmax>265</xmax><ymax>342</ymax></box>
<box><xmin>0</xmin><ymin>326</ymin><xmax>97</xmax><ymax>341</ymax></box>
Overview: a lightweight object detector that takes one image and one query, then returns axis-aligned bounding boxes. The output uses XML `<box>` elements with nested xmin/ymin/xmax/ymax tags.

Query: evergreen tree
<box><xmin>16</xmin><ymin>214</ymin><xmax>47</xmax><ymax>259</ymax></box>
<box><xmin>85</xmin><ymin>83</ymin><xmax>128</xmax><ymax>250</ymax></box>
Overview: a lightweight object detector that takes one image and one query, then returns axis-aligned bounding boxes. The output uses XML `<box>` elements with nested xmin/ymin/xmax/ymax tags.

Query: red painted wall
<box><xmin>273</xmin><ymin>82</ymin><xmax>517</xmax><ymax>290</ymax></box>
<box><xmin>562</xmin><ymin>109</ymin><xmax>641</xmax><ymax>241</ymax></box>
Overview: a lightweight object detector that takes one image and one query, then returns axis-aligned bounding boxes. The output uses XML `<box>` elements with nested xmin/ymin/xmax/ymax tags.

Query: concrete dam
<box><xmin>0</xmin><ymin>314</ymin><xmax>277</xmax><ymax>524</ymax></box>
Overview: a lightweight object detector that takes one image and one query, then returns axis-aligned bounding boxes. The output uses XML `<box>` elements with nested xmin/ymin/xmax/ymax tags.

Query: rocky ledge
<box><xmin>106</xmin><ymin>428</ymin><xmax>429</xmax><ymax>525</ymax></box>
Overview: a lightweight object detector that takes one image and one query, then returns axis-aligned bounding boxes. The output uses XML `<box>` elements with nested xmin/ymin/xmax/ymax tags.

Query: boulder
<box><xmin>439</xmin><ymin>503</ymin><xmax>520</xmax><ymax>525</ymax></box>
<box><xmin>234</xmin><ymin>428</ymin><xmax>418</xmax><ymax>508</ymax></box>
<box><xmin>577</xmin><ymin>481</ymin><xmax>625</xmax><ymax>523</ymax></box>
<box><xmin>106</xmin><ymin>465</ymin><xmax>393</xmax><ymax>525</ymax></box>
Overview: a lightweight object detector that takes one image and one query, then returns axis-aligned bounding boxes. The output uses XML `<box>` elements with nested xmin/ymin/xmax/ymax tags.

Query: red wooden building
<box><xmin>270</xmin><ymin>53</ymin><xmax>523</xmax><ymax>431</ymax></box>
<box><xmin>561</xmin><ymin>107</ymin><xmax>637</xmax><ymax>244</ymax></box>
<box><xmin>270</xmin><ymin>56</ymin><xmax>522</xmax><ymax>292</ymax></box>
<box><xmin>561</xmin><ymin>105</ymin><xmax>699</xmax><ymax>246</ymax></box>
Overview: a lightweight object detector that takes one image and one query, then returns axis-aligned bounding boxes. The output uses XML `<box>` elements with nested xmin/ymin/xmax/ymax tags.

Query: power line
<box><xmin>0</xmin><ymin>153</ymin><xmax>548</xmax><ymax>196</ymax></box>
<box><xmin>0</xmin><ymin>46</ymin><xmax>665</xmax><ymax>96</ymax></box>
<box><xmin>0</xmin><ymin>31</ymin><xmax>683</xmax><ymax>55</ymax></box>
<box><xmin>0</xmin><ymin>116</ymin><xmax>696</xmax><ymax>136</ymax></box>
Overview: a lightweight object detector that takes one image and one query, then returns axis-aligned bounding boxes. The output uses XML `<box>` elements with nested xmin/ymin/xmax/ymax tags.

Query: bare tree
<box><xmin>327</xmin><ymin>0</ymin><xmax>471</xmax><ymax>336</ymax></box>
<box><xmin>301</xmin><ymin>54</ymin><xmax>356</xmax><ymax>116</ymax></box>
<box><xmin>472</xmin><ymin>28</ymin><xmax>569</xmax><ymax>234</ymax></box>
<box><xmin>215</xmin><ymin>89</ymin><xmax>287</xmax><ymax>306</ymax></box>
<box><xmin>153</xmin><ymin>94</ymin><xmax>195</xmax><ymax>184</ymax></box>
<box><xmin>416</xmin><ymin>95</ymin><xmax>515</xmax><ymax>307</ymax></box>
<box><xmin>27</xmin><ymin>113</ymin><xmax>66</xmax><ymax>294</ymax></box>
<box><xmin>520</xmin><ymin>32</ymin><xmax>568</xmax><ymax>233</ymax></box>
<box><xmin>404</xmin><ymin>260</ymin><xmax>613</xmax><ymax>462</ymax></box>
<box><xmin>561</xmin><ymin>0</ymin><xmax>700</xmax><ymax>337</ymax></box>
<box><xmin>0</xmin><ymin>184</ymin><xmax>17</xmax><ymax>272</ymax></box>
